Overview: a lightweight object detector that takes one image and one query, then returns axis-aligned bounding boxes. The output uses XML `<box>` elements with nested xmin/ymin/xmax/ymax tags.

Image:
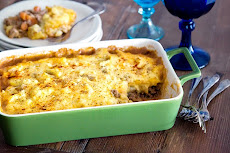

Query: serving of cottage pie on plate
<box><xmin>4</xmin><ymin>5</ymin><xmax>77</xmax><ymax>40</ymax></box>
<box><xmin>0</xmin><ymin>0</ymin><xmax>102</xmax><ymax>47</ymax></box>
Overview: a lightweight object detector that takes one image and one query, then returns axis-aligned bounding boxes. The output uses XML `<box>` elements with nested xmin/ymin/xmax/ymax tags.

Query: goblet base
<box><xmin>127</xmin><ymin>23</ymin><xmax>164</xmax><ymax>41</ymax></box>
<box><xmin>166</xmin><ymin>46</ymin><xmax>210</xmax><ymax>71</ymax></box>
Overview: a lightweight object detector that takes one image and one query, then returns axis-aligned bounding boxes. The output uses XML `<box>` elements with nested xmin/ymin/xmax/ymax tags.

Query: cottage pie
<box><xmin>3</xmin><ymin>6</ymin><xmax>76</xmax><ymax>39</ymax></box>
<box><xmin>0</xmin><ymin>46</ymin><xmax>166</xmax><ymax>114</ymax></box>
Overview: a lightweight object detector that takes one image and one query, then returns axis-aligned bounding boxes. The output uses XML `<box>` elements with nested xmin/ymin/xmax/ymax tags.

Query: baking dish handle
<box><xmin>166</xmin><ymin>47</ymin><xmax>201</xmax><ymax>86</ymax></box>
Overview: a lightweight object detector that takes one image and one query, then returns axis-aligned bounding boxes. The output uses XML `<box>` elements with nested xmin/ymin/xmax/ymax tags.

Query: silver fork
<box><xmin>199</xmin><ymin>79</ymin><xmax>230</xmax><ymax>122</ymax></box>
<box><xmin>199</xmin><ymin>77</ymin><xmax>211</xmax><ymax>122</ymax></box>
<box><xmin>183</xmin><ymin>74</ymin><xmax>220</xmax><ymax>120</ymax></box>
<box><xmin>190</xmin><ymin>76</ymin><xmax>211</xmax><ymax>124</ymax></box>
<box><xmin>187</xmin><ymin>79</ymin><xmax>230</xmax><ymax>129</ymax></box>
<box><xmin>178</xmin><ymin>76</ymin><xmax>202</xmax><ymax>117</ymax></box>
<box><xmin>195</xmin><ymin>73</ymin><xmax>221</xmax><ymax>107</ymax></box>
<box><xmin>185</xmin><ymin>77</ymin><xmax>211</xmax><ymax>133</ymax></box>
<box><xmin>178</xmin><ymin>74</ymin><xmax>230</xmax><ymax>133</ymax></box>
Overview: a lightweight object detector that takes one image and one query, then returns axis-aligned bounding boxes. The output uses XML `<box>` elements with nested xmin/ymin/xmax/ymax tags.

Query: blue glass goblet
<box><xmin>163</xmin><ymin>0</ymin><xmax>215</xmax><ymax>70</ymax></box>
<box><xmin>127</xmin><ymin>0</ymin><xmax>164</xmax><ymax>41</ymax></box>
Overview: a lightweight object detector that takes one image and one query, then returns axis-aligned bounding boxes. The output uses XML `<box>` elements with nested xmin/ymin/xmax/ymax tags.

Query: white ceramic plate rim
<box><xmin>0</xmin><ymin>28</ymin><xmax>103</xmax><ymax>50</ymax></box>
<box><xmin>0</xmin><ymin>0</ymin><xmax>102</xmax><ymax>47</ymax></box>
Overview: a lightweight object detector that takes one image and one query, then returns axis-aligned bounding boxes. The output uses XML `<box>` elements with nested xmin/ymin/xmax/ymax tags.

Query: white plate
<box><xmin>92</xmin><ymin>29</ymin><xmax>103</xmax><ymax>42</ymax></box>
<box><xmin>0</xmin><ymin>0</ymin><xmax>102</xmax><ymax>47</ymax></box>
<box><xmin>0</xmin><ymin>40</ymin><xmax>22</xmax><ymax>50</ymax></box>
<box><xmin>0</xmin><ymin>28</ymin><xmax>103</xmax><ymax>51</ymax></box>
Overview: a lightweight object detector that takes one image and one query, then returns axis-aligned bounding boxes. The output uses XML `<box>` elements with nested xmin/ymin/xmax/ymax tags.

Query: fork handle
<box><xmin>196</xmin><ymin>73</ymin><xmax>220</xmax><ymax>104</ymax></box>
<box><xmin>206</xmin><ymin>79</ymin><xmax>230</xmax><ymax>106</ymax></box>
<box><xmin>200</xmin><ymin>76</ymin><xmax>211</xmax><ymax>109</ymax></box>
<box><xmin>186</xmin><ymin>77</ymin><xmax>202</xmax><ymax>106</ymax></box>
<box><xmin>73</xmin><ymin>3</ymin><xmax>105</xmax><ymax>28</ymax></box>
<box><xmin>189</xmin><ymin>77</ymin><xmax>202</xmax><ymax>97</ymax></box>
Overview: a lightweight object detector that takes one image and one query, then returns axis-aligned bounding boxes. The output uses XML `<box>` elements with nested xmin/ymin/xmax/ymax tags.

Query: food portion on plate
<box><xmin>0</xmin><ymin>46</ymin><xmax>167</xmax><ymax>115</ymax></box>
<box><xmin>3</xmin><ymin>6</ymin><xmax>76</xmax><ymax>40</ymax></box>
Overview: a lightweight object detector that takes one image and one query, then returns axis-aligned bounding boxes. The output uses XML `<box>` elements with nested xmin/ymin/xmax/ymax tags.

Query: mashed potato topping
<box><xmin>28</xmin><ymin>6</ymin><xmax>76</xmax><ymax>39</ymax></box>
<box><xmin>0</xmin><ymin>46</ymin><xmax>166</xmax><ymax>114</ymax></box>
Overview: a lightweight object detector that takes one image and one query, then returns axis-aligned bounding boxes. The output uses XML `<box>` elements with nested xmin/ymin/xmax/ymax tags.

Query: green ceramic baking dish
<box><xmin>0</xmin><ymin>39</ymin><xmax>201</xmax><ymax>146</ymax></box>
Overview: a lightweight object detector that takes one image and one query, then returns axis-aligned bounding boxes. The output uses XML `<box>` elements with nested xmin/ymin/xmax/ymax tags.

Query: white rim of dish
<box><xmin>0</xmin><ymin>39</ymin><xmax>183</xmax><ymax>117</ymax></box>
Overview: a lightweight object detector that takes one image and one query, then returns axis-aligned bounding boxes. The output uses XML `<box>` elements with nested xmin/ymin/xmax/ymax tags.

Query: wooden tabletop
<box><xmin>0</xmin><ymin>0</ymin><xmax>230</xmax><ymax>152</ymax></box>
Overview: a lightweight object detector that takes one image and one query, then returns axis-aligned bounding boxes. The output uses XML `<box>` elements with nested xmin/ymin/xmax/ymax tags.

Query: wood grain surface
<box><xmin>0</xmin><ymin>0</ymin><xmax>229</xmax><ymax>152</ymax></box>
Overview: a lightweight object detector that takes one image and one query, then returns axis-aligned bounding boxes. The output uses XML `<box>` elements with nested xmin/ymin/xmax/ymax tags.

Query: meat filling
<box><xmin>128</xmin><ymin>84</ymin><xmax>162</xmax><ymax>102</ymax></box>
<box><xmin>111</xmin><ymin>89</ymin><xmax>121</xmax><ymax>98</ymax></box>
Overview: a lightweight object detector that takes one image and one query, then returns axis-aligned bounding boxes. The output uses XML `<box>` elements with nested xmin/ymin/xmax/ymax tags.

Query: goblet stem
<box><xmin>179</xmin><ymin>19</ymin><xmax>194</xmax><ymax>53</ymax></box>
<box><xmin>138</xmin><ymin>8</ymin><xmax>159</xmax><ymax>37</ymax></box>
<box><xmin>166</xmin><ymin>19</ymin><xmax>210</xmax><ymax>70</ymax></box>
<box><xmin>127</xmin><ymin>7</ymin><xmax>164</xmax><ymax>40</ymax></box>
<box><xmin>139</xmin><ymin>7</ymin><xmax>154</xmax><ymax>19</ymax></box>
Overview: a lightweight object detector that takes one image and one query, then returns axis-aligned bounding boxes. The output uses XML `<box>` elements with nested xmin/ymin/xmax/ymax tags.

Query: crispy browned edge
<box><xmin>0</xmin><ymin>46</ymin><xmax>167</xmax><ymax>109</ymax></box>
